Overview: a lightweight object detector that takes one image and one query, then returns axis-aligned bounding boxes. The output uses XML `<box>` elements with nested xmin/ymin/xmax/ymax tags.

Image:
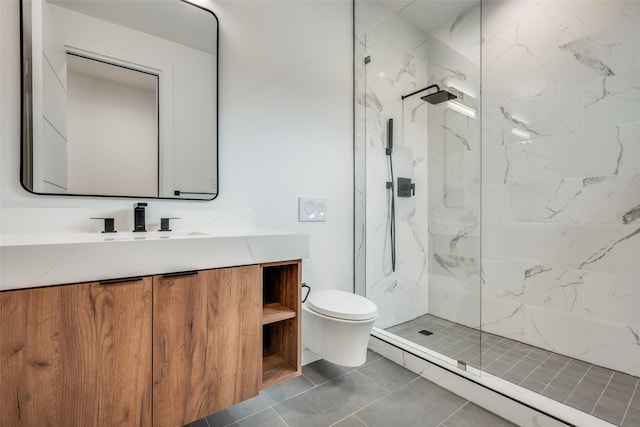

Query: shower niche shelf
<box><xmin>261</xmin><ymin>260</ymin><xmax>301</xmax><ymax>389</ymax></box>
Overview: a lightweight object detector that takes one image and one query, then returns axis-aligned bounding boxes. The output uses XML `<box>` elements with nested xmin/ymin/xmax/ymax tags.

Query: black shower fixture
<box><xmin>401</xmin><ymin>84</ymin><xmax>458</xmax><ymax>104</ymax></box>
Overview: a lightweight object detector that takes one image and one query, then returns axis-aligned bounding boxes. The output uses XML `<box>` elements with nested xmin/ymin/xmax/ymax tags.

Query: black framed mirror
<box><xmin>20</xmin><ymin>0</ymin><xmax>218</xmax><ymax>200</ymax></box>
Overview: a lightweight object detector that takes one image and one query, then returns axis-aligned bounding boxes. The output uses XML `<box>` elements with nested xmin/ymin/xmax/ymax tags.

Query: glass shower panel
<box><xmin>355</xmin><ymin>0</ymin><xmax>482</xmax><ymax>371</ymax></box>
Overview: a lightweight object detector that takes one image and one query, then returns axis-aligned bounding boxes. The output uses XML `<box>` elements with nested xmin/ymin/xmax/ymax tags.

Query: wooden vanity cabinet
<box><xmin>0</xmin><ymin>261</ymin><xmax>301</xmax><ymax>427</ymax></box>
<box><xmin>0</xmin><ymin>277</ymin><xmax>153</xmax><ymax>427</ymax></box>
<box><xmin>152</xmin><ymin>266</ymin><xmax>262</xmax><ymax>427</ymax></box>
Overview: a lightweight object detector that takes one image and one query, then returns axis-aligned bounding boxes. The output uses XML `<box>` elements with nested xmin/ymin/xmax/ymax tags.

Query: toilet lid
<box><xmin>307</xmin><ymin>290</ymin><xmax>378</xmax><ymax>321</ymax></box>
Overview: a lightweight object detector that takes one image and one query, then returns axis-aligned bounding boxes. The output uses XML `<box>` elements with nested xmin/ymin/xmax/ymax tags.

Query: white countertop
<box><xmin>0</xmin><ymin>229</ymin><xmax>309</xmax><ymax>291</ymax></box>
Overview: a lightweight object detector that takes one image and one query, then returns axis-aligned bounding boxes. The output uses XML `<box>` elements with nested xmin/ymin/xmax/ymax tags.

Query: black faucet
<box><xmin>133</xmin><ymin>203</ymin><xmax>147</xmax><ymax>232</ymax></box>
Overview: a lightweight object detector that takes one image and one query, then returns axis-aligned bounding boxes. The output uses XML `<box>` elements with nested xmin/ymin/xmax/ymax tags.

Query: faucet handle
<box><xmin>90</xmin><ymin>217</ymin><xmax>116</xmax><ymax>233</ymax></box>
<box><xmin>159</xmin><ymin>217</ymin><xmax>179</xmax><ymax>232</ymax></box>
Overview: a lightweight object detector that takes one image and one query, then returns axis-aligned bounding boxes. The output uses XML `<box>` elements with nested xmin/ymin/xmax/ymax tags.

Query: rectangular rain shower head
<box><xmin>421</xmin><ymin>89</ymin><xmax>457</xmax><ymax>105</ymax></box>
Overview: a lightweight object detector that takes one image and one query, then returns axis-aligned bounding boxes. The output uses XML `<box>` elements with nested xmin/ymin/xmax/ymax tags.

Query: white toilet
<box><xmin>302</xmin><ymin>289</ymin><xmax>378</xmax><ymax>367</ymax></box>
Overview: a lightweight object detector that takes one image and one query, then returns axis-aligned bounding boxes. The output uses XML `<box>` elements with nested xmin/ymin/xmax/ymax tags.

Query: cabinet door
<box><xmin>0</xmin><ymin>278</ymin><xmax>153</xmax><ymax>426</ymax></box>
<box><xmin>153</xmin><ymin>266</ymin><xmax>262</xmax><ymax>427</ymax></box>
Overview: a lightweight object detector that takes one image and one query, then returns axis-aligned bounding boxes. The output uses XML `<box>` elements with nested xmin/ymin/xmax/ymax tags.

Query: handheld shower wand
<box><xmin>385</xmin><ymin>118</ymin><xmax>396</xmax><ymax>273</ymax></box>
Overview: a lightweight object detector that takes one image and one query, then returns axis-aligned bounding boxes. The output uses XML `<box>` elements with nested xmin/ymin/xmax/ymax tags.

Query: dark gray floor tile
<box><xmin>610</xmin><ymin>372</ymin><xmax>639</xmax><ymax>388</ymax></box>
<box><xmin>502</xmin><ymin>367</ymin><xmax>530</xmax><ymax>384</ymax></box>
<box><xmin>565</xmin><ymin>359</ymin><xmax>590</xmax><ymax>373</ymax></box>
<box><xmin>566</xmin><ymin>384</ymin><xmax>601</xmax><ymax>413</ymax></box>
<box><xmin>588</xmin><ymin>365</ymin><xmax>614</xmax><ymax>378</ymax></box>
<box><xmin>513</xmin><ymin>359</ymin><xmax>540</xmax><ymax>375</ymax></box>
<box><xmin>411</xmin><ymin>332</ymin><xmax>441</xmax><ymax>347</ymax></box>
<box><xmin>263</xmin><ymin>374</ymin><xmax>316</xmax><ymax>403</ymax></box>
<box><xmin>357</xmin><ymin>357</ymin><xmax>419</xmax><ymax>391</ymax></box>
<box><xmin>493</xmin><ymin>339</ymin><xmax>518</xmax><ymax>351</ymax></box>
<box><xmin>541</xmin><ymin>382</ymin><xmax>574</xmax><ymax>403</ymax></box>
<box><xmin>622</xmin><ymin>405</ymin><xmax>640</xmax><ymax>427</ymax></box>
<box><xmin>185</xmin><ymin>418</ymin><xmax>210</xmax><ymax>427</ymax></box>
<box><xmin>207</xmin><ymin>375</ymin><xmax>315</xmax><ymax>426</ymax></box>
<box><xmin>302</xmin><ymin>359</ymin><xmax>354</xmax><ymax>385</ymax></box>
<box><xmin>439</xmin><ymin>402</ymin><xmax>517</xmax><ymax>427</ymax></box>
<box><xmin>362</xmin><ymin>349</ymin><xmax>383</xmax><ymax>366</ymax></box>
<box><xmin>332</xmin><ymin>415</ymin><xmax>367</xmax><ymax>427</ymax></box>
<box><xmin>592</xmin><ymin>395</ymin><xmax>629</xmax><ymax>426</ymax></box>
<box><xmin>581</xmin><ymin>375</ymin><xmax>611</xmax><ymax>389</ymax></box>
<box><xmin>457</xmin><ymin>347</ymin><xmax>481</xmax><ymax>363</ymax></box>
<box><xmin>273</xmin><ymin>371</ymin><xmax>387</xmax><ymax>427</ymax></box>
<box><xmin>207</xmin><ymin>394</ymin><xmax>270</xmax><ymax>427</ymax></box>
<box><xmin>552</xmin><ymin>371</ymin><xmax>584</xmax><ymax>388</ymax></box>
<box><xmin>528</xmin><ymin>366</ymin><xmax>559</xmax><ymax>384</ymax></box>
<box><xmin>355</xmin><ymin>378</ymin><xmax>467</xmax><ymax>427</ymax></box>
<box><xmin>467</xmin><ymin>357</ymin><xmax>481</xmax><ymax>369</ymax></box>
<box><xmin>630</xmin><ymin>383</ymin><xmax>640</xmax><ymax>409</ymax></box>
<box><xmin>228</xmin><ymin>408</ymin><xmax>287</xmax><ymax>427</ymax></box>
<box><xmin>484</xmin><ymin>359</ymin><xmax>512</xmax><ymax>377</ymax></box>
<box><xmin>541</xmin><ymin>358</ymin><xmax>568</xmax><ymax>372</ymax></box>
<box><xmin>481</xmin><ymin>349</ymin><xmax>506</xmax><ymax>364</ymax></box>
<box><xmin>520</xmin><ymin>377</ymin><xmax>548</xmax><ymax>394</ymax></box>
<box><xmin>545</xmin><ymin>353</ymin><xmax>571</xmax><ymax>366</ymax></box>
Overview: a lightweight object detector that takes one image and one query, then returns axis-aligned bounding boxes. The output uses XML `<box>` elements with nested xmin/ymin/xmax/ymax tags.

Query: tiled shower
<box><xmin>354</xmin><ymin>1</ymin><xmax>640</xmax><ymax>425</ymax></box>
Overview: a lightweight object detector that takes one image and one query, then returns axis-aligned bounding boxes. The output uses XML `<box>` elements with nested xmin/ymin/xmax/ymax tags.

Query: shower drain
<box><xmin>419</xmin><ymin>329</ymin><xmax>433</xmax><ymax>336</ymax></box>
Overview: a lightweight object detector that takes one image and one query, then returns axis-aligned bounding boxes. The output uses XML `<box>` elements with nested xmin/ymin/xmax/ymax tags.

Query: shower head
<box><xmin>421</xmin><ymin>87</ymin><xmax>457</xmax><ymax>105</ymax></box>
<box><xmin>401</xmin><ymin>84</ymin><xmax>458</xmax><ymax>104</ymax></box>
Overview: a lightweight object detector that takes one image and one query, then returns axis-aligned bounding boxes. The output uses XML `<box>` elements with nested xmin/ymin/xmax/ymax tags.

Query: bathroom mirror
<box><xmin>20</xmin><ymin>0</ymin><xmax>218</xmax><ymax>200</ymax></box>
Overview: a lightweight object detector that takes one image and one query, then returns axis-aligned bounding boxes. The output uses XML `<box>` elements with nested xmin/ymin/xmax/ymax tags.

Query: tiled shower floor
<box><xmin>386</xmin><ymin>313</ymin><xmax>640</xmax><ymax>427</ymax></box>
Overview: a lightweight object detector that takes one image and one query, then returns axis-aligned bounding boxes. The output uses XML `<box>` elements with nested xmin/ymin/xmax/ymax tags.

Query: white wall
<box><xmin>0</xmin><ymin>0</ymin><xmax>354</xmax><ymax>295</ymax></box>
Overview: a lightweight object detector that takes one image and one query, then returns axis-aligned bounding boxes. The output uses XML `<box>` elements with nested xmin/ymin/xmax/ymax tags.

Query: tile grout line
<box><xmin>352</xmin><ymin>413</ymin><xmax>369</xmax><ymax>426</ymax></box>
<box><xmin>590</xmin><ymin>370</ymin><xmax>615</xmax><ymax>415</ymax></box>
<box><xmin>619</xmin><ymin>377</ymin><xmax>639</xmax><ymax>427</ymax></box>
<box><xmin>219</xmin><ymin>375</ymin><xmax>321</xmax><ymax>427</ymax></box>
<box><xmin>305</xmin><ymin>367</ymin><xmax>356</xmax><ymax>387</ymax></box>
<box><xmin>272</xmin><ymin>406</ymin><xmax>292</xmax><ymax>427</ymax></box>
<box><xmin>518</xmin><ymin>350</ymin><xmax>555</xmax><ymax>386</ymax></box>
<box><xmin>539</xmin><ymin>354</ymin><xmax>573</xmax><ymax>395</ymax></box>
<box><xmin>348</xmin><ymin>374</ymin><xmax>424</xmax><ymax>420</ymax></box>
<box><xmin>435</xmin><ymin>400</ymin><xmax>471</xmax><ymax>427</ymax></box>
<box><xmin>564</xmin><ymin>365</ymin><xmax>597</xmax><ymax>410</ymax></box>
<box><xmin>497</xmin><ymin>344</ymin><xmax>538</xmax><ymax>381</ymax></box>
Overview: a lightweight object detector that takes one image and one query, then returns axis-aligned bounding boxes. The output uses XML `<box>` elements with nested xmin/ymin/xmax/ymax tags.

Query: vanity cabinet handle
<box><xmin>100</xmin><ymin>276</ymin><xmax>144</xmax><ymax>285</ymax></box>
<box><xmin>162</xmin><ymin>270</ymin><xmax>199</xmax><ymax>278</ymax></box>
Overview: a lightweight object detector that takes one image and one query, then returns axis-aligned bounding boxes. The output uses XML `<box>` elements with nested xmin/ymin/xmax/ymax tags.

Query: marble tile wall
<box><xmin>480</xmin><ymin>0</ymin><xmax>640</xmax><ymax>377</ymax></box>
<box><xmin>425</xmin><ymin>11</ymin><xmax>482</xmax><ymax>331</ymax></box>
<box><xmin>355</xmin><ymin>0</ymin><xmax>431</xmax><ymax>328</ymax></box>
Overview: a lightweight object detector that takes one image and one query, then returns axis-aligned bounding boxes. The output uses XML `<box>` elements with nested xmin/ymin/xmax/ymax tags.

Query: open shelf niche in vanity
<box><xmin>261</xmin><ymin>260</ymin><xmax>301</xmax><ymax>389</ymax></box>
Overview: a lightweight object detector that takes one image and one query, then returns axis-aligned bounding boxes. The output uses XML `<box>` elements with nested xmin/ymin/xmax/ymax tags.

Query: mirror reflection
<box><xmin>21</xmin><ymin>0</ymin><xmax>218</xmax><ymax>200</ymax></box>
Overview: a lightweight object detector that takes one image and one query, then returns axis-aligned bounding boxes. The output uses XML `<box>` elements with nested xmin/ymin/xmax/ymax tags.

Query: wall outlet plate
<box><xmin>298</xmin><ymin>197</ymin><xmax>326</xmax><ymax>222</ymax></box>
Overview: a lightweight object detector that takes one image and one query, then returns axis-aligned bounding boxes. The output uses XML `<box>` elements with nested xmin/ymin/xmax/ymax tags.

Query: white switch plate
<box><xmin>298</xmin><ymin>197</ymin><xmax>327</xmax><ymax>222</ymax></box>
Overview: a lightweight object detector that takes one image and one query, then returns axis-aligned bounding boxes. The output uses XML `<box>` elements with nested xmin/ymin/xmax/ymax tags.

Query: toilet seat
<box><xmin>307</xmin><ymin>290</ymin><xmax>377</xmax><ymax>321</ymax></box>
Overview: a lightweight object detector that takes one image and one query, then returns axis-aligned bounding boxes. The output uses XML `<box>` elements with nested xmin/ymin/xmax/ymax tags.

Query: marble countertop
<box><xmin>0</xmin><ymin>229</ymin><xmax>309</xmax><ymax>291</ymax></box>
